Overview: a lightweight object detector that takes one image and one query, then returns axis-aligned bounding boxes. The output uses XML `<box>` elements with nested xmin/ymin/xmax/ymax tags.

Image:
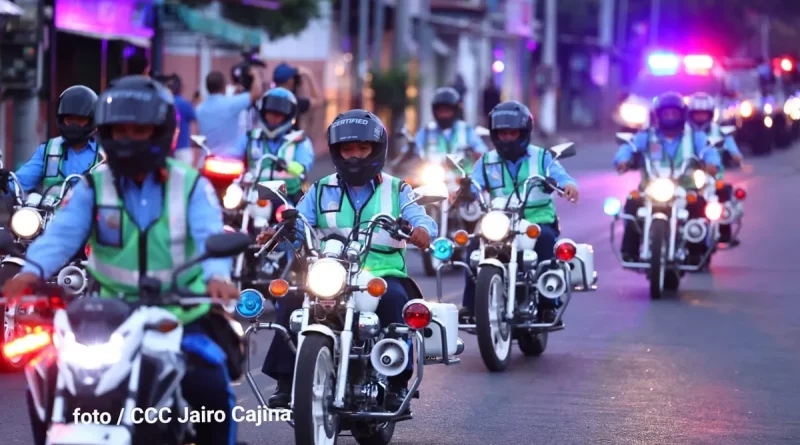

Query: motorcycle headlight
<box><xmin>222</xmin><ymin>184</ymin><xmax>244</xmax><ymax>209</ymax></box>
<box><xmin>60</xmin><ymin>331</ymin><xmax>123</xmax><ymax>370</ymax></box>
<box><xmin>10</xmin><ymin>207</ymin><xmax>43</xmax><ymax>239</ymax></box>
<box><xmin>306</xmin><ymin>258</ymin><xmax>347</xmax><ymax>299</ymax></box>
<box><xmin>646</xmin><ymin>178</ymin><xmax>676</xmax><ymax>202</ymax></box>
<box><xmin>692</xmin><ymin>170</ymin><xmax>707</xmax><ymax>189</ymax></box>
<box><xmin>619</xmin><ymin>103</ymin><xmax>648</xmax><ymax>125</ymax></box>
<box><xmin>481</xmin><ymin>211</ymin><xmax>511</xmax><ymax>242</ymax></box>
<box><xmin>421</xmin><ymin>164</ymin><xmax>446</xmax><ymax>185</ymax></box>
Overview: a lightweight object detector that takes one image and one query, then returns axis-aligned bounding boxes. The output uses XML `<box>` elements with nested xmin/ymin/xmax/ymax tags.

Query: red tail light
<box><xmin>203</xmin><ymin>157</ymin><xmax>244</xmax><ymax>180</ymax></box>
<box><xmin>734</xmin><ymin>188</ymin><xmax>746</xmax><ymax>200</ymax></box>
<box><xmin>554</xmin><ymin>240</ymin><xmax>577</xmax><ymax>261</ymax></box>
<box><xmin>705</xmin><ymin>202</ymin><xmax>723</xmax><ymax>220</ymax></box>
<box><xmin>275</xmin><ymin>204</ymin><xmax>287</xmax><ymax>223</ymax></box>
<box><xmin>2</xmin><ymin>331</ymin><xmax>51</xmax><ymax>360</ymax></box>
<box><xmin>84</xmin><ymin>244</ymin><xmax>92</xmax><ymax>257</ymax></box>
<box><xmin>402</xmin><ymin>302</ymin><xmax>432</xmax><ymax>330</ymax></box>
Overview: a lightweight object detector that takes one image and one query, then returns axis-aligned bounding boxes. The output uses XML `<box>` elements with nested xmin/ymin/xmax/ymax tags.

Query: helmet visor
<box><xmin>95</xmin><ymin>90</ymin><xmax>169</xmax><ymax>126</ymax></box>
<box><xmin>490</xmin><ymin>110</ymin><xmax>527</xmax><ymax>129</ymax></box>
<box><xmin>262</xmin><ymin>95</ymin><xmax>294</xmax><ymax>116</ymax></box>
<box><xmin>328</xmin><ymin>118</ymin><xmax>384</xmax><ymax>144</ymax></box>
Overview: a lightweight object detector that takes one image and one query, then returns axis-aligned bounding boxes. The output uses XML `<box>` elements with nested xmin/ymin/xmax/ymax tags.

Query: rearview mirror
<box><xmin>190</xmin><ymin>135</ymin><xmax>208</xmax><ymax>147</ymax></box>
<box><xmin>616</xmin><ymin>132</ymin><xmax>635</xmax><ymax>143</ymax></box>
<box><xmin>707</xmin><ymin>136</ymin><xmax>724</xmax><ymax>148</ymax></box>
<box><xmin>549</xmin><ymin>142</ymin><xmax>576</xmax><ymax>159</ymax></box>
<box><xmin>720</xmin><ymin>125</ymin><xmax>736</xmax><ymax>136</ymax></box>
<box><xmin>446</xmin><ymin>153</ymin><xmax>465</xmax><ymax>168</ymax></box>
<box><xmin>475</xmin><ymin>126</ymin><xmax>490</xmax><ymax>137</ymax></box>
<box><xmin>256</xmin><ymin>181</ymin><xmax>288</xmax><ymax>205</ymax></box>
<box><xmin>205</xmin><ymin>232</ymin><xmax>252</xmax><ymax>258</ymax></box>
<box><xmin>407</xmin><ymin>183</ymin><xmax>448</xmax><ymax>207</ymax></box>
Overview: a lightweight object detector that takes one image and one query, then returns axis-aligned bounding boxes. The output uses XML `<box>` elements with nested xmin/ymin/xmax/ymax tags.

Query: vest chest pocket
<box><xmin>95</xmin><ymin>206</ymin><xmax>123</xmax><ymax>247</ymax></box>
<box><xmin>483</xmin><ymin>162</ymin><xmax>505</xmax><ymax>191</ymax></box>
<box><xmin>319</xmin><ymin>185</ymin><xmax>344</xmax><ymax>214</ymax></box>
<box><xmin>45</xmin><ymin>155</ymin><xmax>61</xmax><ymax>177</ymax></box>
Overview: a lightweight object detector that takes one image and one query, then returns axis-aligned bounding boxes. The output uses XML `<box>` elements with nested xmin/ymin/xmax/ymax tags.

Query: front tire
<box><xmin>475</xmin><ymin>266</ymin><xmax>512</xmax><ymax>372</ymax></box>
<box><xmin>517</xmin><ymin>330</ymin><xmax>547</xmax><ymax>356</ymax></box>
<box><xmin>352</xmin><ymin>422</ymin><xmax>396</xmax><ymax>445</ymax></box>
<box><xmin>0</xmin><ymin>263</ymin><xmax>25</xmax><ymax>372</ymax></box>
<box><xmin>293</xmin><ymin>335</ymin><xmax>339</xmax><ymax>445</ymax></box>
<box><xmin>649</xmin><ymin>219</ymin><xmax>668</xmax><ymax>300</ymax></box>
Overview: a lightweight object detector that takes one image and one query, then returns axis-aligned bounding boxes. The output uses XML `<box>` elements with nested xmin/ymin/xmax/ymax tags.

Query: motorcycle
<box><xmin>194</xmin><ymin>135</ymin><xmax>304</xmax><ymax>297</ymax></box>
<box><xmin>0</xmin><ymin>230</ymin><xmax>252</xmax><ymax>445</ymax></box>
<box><xmin>604</xmin><ymin>132</ymin><xmax>725</xmax><ymax>299</ymax></box>
<box><xmin>438</xmin><ymin>145</ymin><xmax>597</xmax><ymax>372</ymax></box>
<box><xmin>713</xmin><ymin>126</ymin><xmax>747</xmax><ymax>250</ymax></box>
<box><xmin>1</xmin><ymin>160</ymin><xmax>103</xmax><ymax>371</ymax></box>
<box><xmin>239</xmin><ymin>180</ymin><xmax>464</xmax><ymax>445</ymax></box>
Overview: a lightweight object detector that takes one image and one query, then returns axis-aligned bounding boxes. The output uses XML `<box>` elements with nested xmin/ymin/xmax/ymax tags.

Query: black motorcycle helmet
<box><xmin>257</xmin><ymin>88</ymin><xmax>297</xmax><ymax>139</ymax></box>
<box><xmin>57</xmin><ymin>85</ymin><xmax>98</xmax><ymax>145</ymax></box>
<box><xmin>327</xmin><ymin>109</ymin><xmax>387</xmax><ymax>186</ymax></box>
<box><xmin>432</xmin><ymin>87</ymin><xmax>461</xmax><ymax>129</ymax></box>
<box><xmin>652</xmin><ymin>91</ymin><xmax>687</xmax><ymax>131</ymax></box>
<box><xmin>488</xmin><ymin>101</ymin><xmax>533</xmax><ymax>162</ymax></box>
<box><xmin>94</xmin><ymin>75</ymin><xmax>177</xmax><ymax>178</ymax></box>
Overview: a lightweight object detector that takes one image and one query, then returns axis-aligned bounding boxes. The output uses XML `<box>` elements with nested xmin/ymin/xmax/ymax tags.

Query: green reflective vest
<box><xmin>423</xmin><ymin>121</ymin><xmax>474</xmax><ymax>173</ymax></box>
<box><xmin>315</xmin><ymin>173</ymin><xmax>407</xmax><ymax>278</ymax></box>
<box><xmin>247</xmin><ymin>129</ymin><xmax>305</xmax><ymax>195</ymax></box>
<box><xmin>41</xmin><ymin>137</ymin><xmax>104</xmax><ymax>194</ymax></box>
<box><xmin>642</xmin><ymin>126</ymin><xmax>696</xmax><ymax>190</ymax></box>
<box><xmin>86</xmin><ymin>159</ymin><xmax>207</xmax><ymax>324</ymax></box>
<box><xmin>482</xmin><ymin>146</ymin><xmax>556</xmax><ymax>224</ymax></box>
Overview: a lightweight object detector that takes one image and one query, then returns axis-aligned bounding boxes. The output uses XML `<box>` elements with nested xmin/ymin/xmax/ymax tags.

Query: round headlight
<box><xmin>481</xmin><ymin>211</ymin><xmax>511</xmax><ymax>242</ymax></box>
<box><xmin>421</xmin><ymin>164</ymin><xmax>446</xmax><ymax>185</ymax></box>
<box><xmin>646</xmin><ymin>178</ymin><xmax>676</xmax><ymax>202</ymax></box>
<box><xmin>307</xmin><ymin>258</ymin><xmax>347</xmax><ymax>299</ymax></box>
<box><xmin>431</xmin><ymin>237</ymin><xmax>454</xmax><ymax>261</ymax></box>
<box><xmin>692</xmin><ymin>170</ymin><xmax>707</xmax><ymax>189</ymax></box>
<box><xmin>10</xmin><ymin>207</ymin><xmax>43</xmax><ymax>239</ymax></box>
<box><xmin>223</xmin><ymin>184</ymin><xmax>244</xmax><ymax>209</ymax></box>
<box><xmin>603</xmin><ymin>197</ymin><xmax>621</xmax><ymax>216</ymax></box>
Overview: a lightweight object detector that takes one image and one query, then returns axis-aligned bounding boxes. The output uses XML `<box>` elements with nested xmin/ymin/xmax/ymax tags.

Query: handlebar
<box><xmin>254</xmin><ymin>153</ymin><xmax>306</xmax><ymax>183</ymax></box>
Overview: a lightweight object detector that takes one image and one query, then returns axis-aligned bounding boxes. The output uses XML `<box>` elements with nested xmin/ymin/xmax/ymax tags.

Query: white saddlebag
<box><xmin>567</xmin><ymin>243</ymin><xmax>595</xmax><ymax>289</ymax></box>
<box><xmin>423</xmin><ymin>301</ymin><xmax>459</xmax><ymax>357</ymax></box>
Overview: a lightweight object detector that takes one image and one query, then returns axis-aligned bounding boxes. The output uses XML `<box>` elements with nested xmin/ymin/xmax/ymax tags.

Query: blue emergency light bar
<box><xmin>647</xmin><ymin>52</ymin><xmax>714</xmax><ymax>76</ymax></box>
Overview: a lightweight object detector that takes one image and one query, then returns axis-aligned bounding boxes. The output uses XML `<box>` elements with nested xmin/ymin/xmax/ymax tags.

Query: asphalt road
<box><xmin>2</xmin><ymin>138</ymin><xmax>800</xmax><ymax>444</ymax></box>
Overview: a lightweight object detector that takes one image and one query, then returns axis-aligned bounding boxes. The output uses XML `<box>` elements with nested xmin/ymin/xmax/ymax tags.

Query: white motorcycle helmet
<box><xmin>687</xmin><ymin>93</ymin><xmax>717</xmax><ymax>131</ymax></box>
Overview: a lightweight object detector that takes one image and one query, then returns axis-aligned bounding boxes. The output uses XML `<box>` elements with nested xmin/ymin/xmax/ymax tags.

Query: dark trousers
<box><xmin>620</xmin><ymin>197</ymin><xmax>707</xmax><ymax>258</ymax></box>
<box><xmin>262</xmin><ymin>277</ymin><xmax>412</xmax><ymax>382</ymax></box>
<box><xmin>27</xmin><ymin>320</ymin><xmax>236</xmax><ymax>445</ymax></box>
<box><xmin>716</xmin><ymin>184</ymin><xmax>734</xmax><ymax>242</ymax></box>
<box><xmin>461</xmin><ymin>223</ymin><xmax>560</xmax><ymax>313</ymax></box>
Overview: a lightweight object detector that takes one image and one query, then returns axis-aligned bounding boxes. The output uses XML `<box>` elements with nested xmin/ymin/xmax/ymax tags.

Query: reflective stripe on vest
<box><xmin>248</xmin><ymin>129</ymin><xmax>302</xmax><ymax>192</ymax></box>
<box><xmin>42</xmin><ymin>137</ymin><xmax>103</xmax><ymax>193</ymax></box>
<box><xmin>646</xmin><ymin>126</ymin><xmax>694</xmax><ymax>179</ymax></box>
<box><xmin>86</xmin><ymin>160</ymin><xmax>197</xmax><ymax>289</ymax></box>
<box><xmin>425</xmin><ymin>121</ymin><xmax>473</xmax><ymax>172</ymax></box>
<box><xmin>483</xmin><ymin>147</ymin><xmax>556</xmax><ymax>223</ymax></box>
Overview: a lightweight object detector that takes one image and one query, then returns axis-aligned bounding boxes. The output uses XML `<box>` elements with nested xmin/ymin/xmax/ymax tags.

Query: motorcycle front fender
<box><xmin>1</xmin><ymin>256</ymin><xmax>25</xmax><ymax>268</ymax></box>
<box><xmin>298</xmin><ymin>324</ymin><xmax>339</xmax><ymax>355</ymax></box>
<box><xmin>477</xmin><ymin>258</ymin><xmax>506</xmax><ymax>278</ymax></box>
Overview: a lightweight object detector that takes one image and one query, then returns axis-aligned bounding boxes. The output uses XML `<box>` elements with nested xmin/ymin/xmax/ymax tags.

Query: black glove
<box><xmin>456</xmin><ymin>179</ymin><xmax>474</xmax><ymax>201</ymax></box>
<box><xmin>542</xmin><ymin>177</ymin><xmax>558</xmax><ymax>194</ymax></box>
<box><xmin>274</xmin><ymin>159</ymin><xmax>288</xmax><ymax>172</ymax></box>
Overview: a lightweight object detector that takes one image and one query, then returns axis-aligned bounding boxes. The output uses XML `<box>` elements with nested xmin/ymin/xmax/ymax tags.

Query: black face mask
<box><xmin>335</xmin><ymin>157</ymin><xmax>381</xmax><ymax>187</ymax></box>
<box><xmin>496</xmin><ymin>141</ymin><xmax>527</xmax><ymax>163</ymax></box>
<box><xmin>104</xmin><ymin>138</ymin><xmax>165</xmax><ymax>178</ymax></box>
<box><xmin>435</xmin><ymin>115</ymin><xmax>456</xmax><ymax>129</ymax></box>
<box><xmin>60</xmin><ymin>124</ymin><xmax>92</xmax><ymax>145</ymax></box>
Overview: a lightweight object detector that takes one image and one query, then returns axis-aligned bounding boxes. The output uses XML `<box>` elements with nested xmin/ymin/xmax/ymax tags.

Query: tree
<box><xmin>179</xmin><ymin>0</ymin><xmax>321</xmax><ymax>40</ymax></box>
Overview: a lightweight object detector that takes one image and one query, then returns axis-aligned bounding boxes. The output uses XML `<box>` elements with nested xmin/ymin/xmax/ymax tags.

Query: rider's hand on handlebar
<box><xmin>0</xmin><ymin>168</ymin><xmax>10</xmax><ymax>194</ymax></box>
<box><xmin>732</xmin><ymin>154</ymin><xmax>743</xmax><ymax>166</ymax></box>
<box><xmin>615</xmin><ymin>162</ymin><xmax>628</xmax><ymax>173</ymax></box>
<box><xmin>256</xmin><ymin>227</ymin><xmax>277</xmax><ymax>245</ymax></box>
<box><xmin>563</xmin><ymin>184</ymin><xmax>579</xmax><ymax>203</ymax></box>
<box><xmin>207</xmin><ymin>278</ymin><xmax>239</xmax><ymax>301</ymax></box>
<box><xmin>2</xmin><ymin>272</ymin><xmax>40</xmax><ymax>304</ymax></box>
<box><xmin>409</xmin><ymin>227</ymin><xmax>431</xmax><ymax>250</ymax></box>
<box><xmin>705</xmin><ymin>165</ymin><xmax>718</xmax><ymax>176</ymax></box>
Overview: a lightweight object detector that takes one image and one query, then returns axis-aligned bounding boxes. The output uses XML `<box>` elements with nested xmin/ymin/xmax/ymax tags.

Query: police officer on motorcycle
<box><xmin>229</xmin><ymin>87</ymin><xmax>314</xmax><ymax>204</ymax></box>
<box><xmin>457</xmin><ymin>101</ymin><xmax>579</xmax><ymax>325</ymax></box>
<box><xmin>613</xmin><ymin>91</ymin><xmax>722</xmax><ymax>264</ymax></box>
<box><xmin>0</xmin><ymin>85</ymin><xmax>104</xmax><ymax>196</ymax></box>
<box><xmin>256</xmin><ymin>109</ymin><xmax>437</xmax><ymax>410</ymax></box>
<box><xmin>414</xmin><ymin>87</ymin><xmax>488</xmax><ymax>172</ymax></box>
<box><xmin>2</xmin><ymin>75</ymin><xmax>242</xmax><ymax>445</ymax></box>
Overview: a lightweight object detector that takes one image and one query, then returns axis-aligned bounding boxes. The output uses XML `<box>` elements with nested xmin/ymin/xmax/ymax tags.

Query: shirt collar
<box><xmin>62</xmin><ymin>139</ymin><xmax>99</xmax><ymax>154</ymax></box>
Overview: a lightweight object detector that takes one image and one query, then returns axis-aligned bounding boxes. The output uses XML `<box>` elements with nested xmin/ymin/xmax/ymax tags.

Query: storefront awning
<box><xmin>55</xmin><ymin>0</ymin><xmax>153</xmax><ymax>46</ymax></box>
<box><xmin>0</xmin><ymin>0</ymin><xmax>23</xmax><ymax>16</ymax></box>
<box><xmin>171</xmin><ymin>4</ymin><xmax>262</xmax><ymax>47</ymax></box>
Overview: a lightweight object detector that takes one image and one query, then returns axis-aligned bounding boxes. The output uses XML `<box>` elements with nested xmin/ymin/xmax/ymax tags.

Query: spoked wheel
<box><xmin>649</xmin><ymin>219</ymin><xmax>668</xmax><ymax>300</ymax></box>
<box><xmin>475</xmin><ymin>266</ymin><xmax>512</xmax><ymax>372</ymax></box>
<box><xmin>517</xmin><ymin>329</ymin><xmax>548</xmax><ymax>356</ymax></box>
<box><xmin>294</xmin><ymin>335</ymin><xmax>339</xmax><ymax>445</ymax></box>
<box><xmin>352</xmin><ymin>421</ymin><xmax>396</xmax><ymax>445</ymax></box>
<box><xmin>1</xmin><ymin>263</ymin><xmax>26</xmax><ymax>372</ymax></box>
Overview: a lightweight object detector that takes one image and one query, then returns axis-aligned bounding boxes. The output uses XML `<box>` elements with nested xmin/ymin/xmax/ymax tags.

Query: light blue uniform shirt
<box><xmin>10</xmin><ymin>139</ymin><xmax>101</xmax><ymax>194</ymax></box>
<box><xmin>469</xmin><ymin>146</ymin><xmax>578</xmax><ymax>195</ymax></box>
<box><xmin>413</xmin><ymin>121</ymin><xmax>488</xmax><ymax>157</ymax></box>
<box><xmin>229</xmin><ymin>132</ymin><xmax>315</xmax><ymax>174</ymax></box>
<box><xmin>195</xmin><ymin>93</ymin><xmax>253</xmax><ymax>154</ymax></box>
<box><xmin>21</xmin><ymin>172</ymin><xmax>231</xmax><ymax>281</ymax></box>
<box><xmin>612</xmin><ymin>130</ymin><xmax>722</xmax><ymax>167</ymax></box>
<box><xmin>280</xmin><ymin>176</ymin><xmax>438</xmax><ymax>250</ymax></box>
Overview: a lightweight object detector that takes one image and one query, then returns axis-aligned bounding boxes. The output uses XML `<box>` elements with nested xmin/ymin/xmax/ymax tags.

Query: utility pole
<box><xmin>598</xmin><ymin>0</ymin><xmax>615</xmax><ymax>129</ymax></box>
<box><xmin>371</xmin><ymin>0</ymin><xmax>386</xmax><ymax>69</ymax></box>
<box><xmin>391</xmin><ymin>0</ymin><xmax>408</xmax><ymax>68</ymax></box>
<box><xmin>760</xmin><ymin>15</ymin><xmax>770</xmax><ymax>60</ymax></box>
<box><xmin>354</xmin><ymin>0</ymin><xmax>370</xmax><ymax>109</ymax></box>
<box><xmin>649</xmin><ymin>0</ymin><xmax>660</xmax><ymax>46</ymax></box>
<box><xmin>418</xmin><ymin>0</ymin><xmax>435</xmax><ymax>129</ymax></box>
<box><xmin>150</xmin><ymin>0</ymin><xmax>164</xmax><ymax>74</ymax></box>
<box><xmin>538</xmin><ymin>0</ymin><xmax>557</xmax><ymax>136</ymax></box>
<box><xmin>340</xmin><ymin>0</ymin><xmax>351</xmax><ymax>53</ymax></box>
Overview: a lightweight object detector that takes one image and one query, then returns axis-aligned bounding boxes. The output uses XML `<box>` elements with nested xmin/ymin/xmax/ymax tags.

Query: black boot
<box><xmin>538</xmin><ymin>306</ymin><xmax>562</xmax><ymax>327</ymax></box>
<box><xmin>386</xmin><ymin>372</ymin><xmax>414</xmax><ymax>412</ymax></box>
<box><xmin>267</xmin><ymin>375</ymin><xmax>292</xmax><ymax>409</ymax></box>
<box><xmin>458</xmin><ymin>307</ymin><xmax>473</xmax><ymax>322</ymax></box>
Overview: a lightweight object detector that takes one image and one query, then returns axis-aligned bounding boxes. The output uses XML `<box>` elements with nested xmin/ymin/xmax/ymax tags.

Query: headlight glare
<box><xmin>10</xmin><ymin>208</ymin><xmax>43</xmax><ymax>238</ymax></box>
<box><xmin>481</xmin><ymin>211</ymin><xmax>511</xmax><ymax>241</ymax></box>
<box><xmin>646</xmin><ymin>178</ymin><xmax>676</xmax><ymax>202</ymax></box>
<box><xmin>306</xmin><ymin>258</ymin><xmax>347</xmax><ymax>299</ymax></box>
